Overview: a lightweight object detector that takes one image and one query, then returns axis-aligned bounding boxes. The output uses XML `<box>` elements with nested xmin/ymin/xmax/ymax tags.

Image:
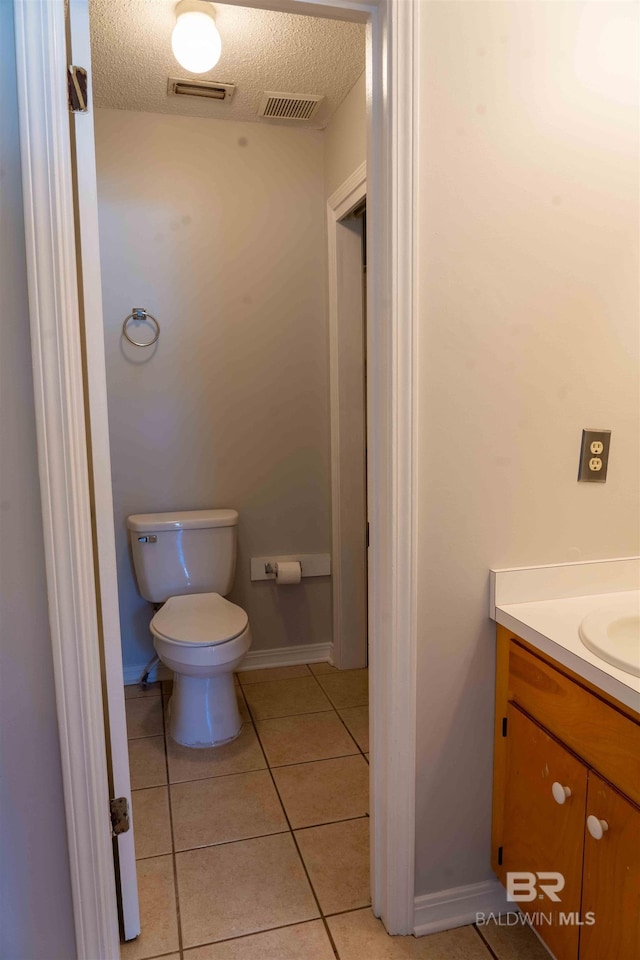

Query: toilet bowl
<box><xmin>127</xmin><ymin>508</ymin><xmax>251</xmax><ymax>749</ymax></box>
<box><xmin>150</xmin><ymin>592</ymin><xmax>251</xmax><ymax>747</ymax></box>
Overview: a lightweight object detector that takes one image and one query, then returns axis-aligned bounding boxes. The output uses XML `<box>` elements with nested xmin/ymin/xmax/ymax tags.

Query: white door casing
<box><xmin>328</xmin><ymin>164</ymin><xmax>368</xmax><ymax>671</ymax></box>
<box><xmin>12</xmin><ymin>0</ymin><xmax>122</xmax><ymax>956</ymax></box>
<box><xmin>13</xmin><ymin>0</ymin><xmax>419</xmax><ymax>949</ymax></box>
<box><xmin>67</xmin><ymin>0</ymin><xmax>140</xmax><ymax>941</ymax></box>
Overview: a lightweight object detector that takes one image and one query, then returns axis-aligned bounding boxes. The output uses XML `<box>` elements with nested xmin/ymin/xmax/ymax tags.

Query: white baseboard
<box><xmin>413</xmin><ymin>879</ymin><xmax>513</xmax><ymax>937</ymax></box>
<box><xmin>240</xmin><ymin>641</ymin><xmax>333</xmax><ymax>671</ymax></box>
<box><xmin>123</xmin><ymin>641</ymin><xmax>333</xmax><ymax>686</ymax></box>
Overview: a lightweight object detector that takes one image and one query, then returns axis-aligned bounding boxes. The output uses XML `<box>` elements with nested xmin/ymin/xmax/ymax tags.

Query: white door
<box><xmin>67</xmin><ymin>0</ymin><xmax>140</xmax><ymax>941</ymax></box>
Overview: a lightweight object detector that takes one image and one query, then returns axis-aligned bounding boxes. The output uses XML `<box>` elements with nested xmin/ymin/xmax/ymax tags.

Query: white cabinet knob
<box><xmin>587</xmin><ymin>815</ymin><xmax>609</xmax><ymax>840</ymax></box>
<box><xmin>552</xmin><ymin>781</ymin><xmax>572</xmax><ymax>804</ymax></box>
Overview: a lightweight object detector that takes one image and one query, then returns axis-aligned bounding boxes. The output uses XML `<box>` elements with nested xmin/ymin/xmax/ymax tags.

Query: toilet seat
<box><xmin>151</xmin><ymin>592</ymin><xmax>248</xmax><ymax>646</ymax></box>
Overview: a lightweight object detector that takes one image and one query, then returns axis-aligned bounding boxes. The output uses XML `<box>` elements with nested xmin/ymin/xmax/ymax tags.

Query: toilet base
<box><xmin>168</xmin><ymin>672</ymin><xmax>242</xmax><ymax>748</ymax></box>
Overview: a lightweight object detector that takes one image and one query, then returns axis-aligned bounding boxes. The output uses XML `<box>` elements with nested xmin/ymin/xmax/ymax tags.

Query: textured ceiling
<box><xmin>89</xmin><ymin>1</ymin><xmax>365</xmax><ymax>128</ymax></box>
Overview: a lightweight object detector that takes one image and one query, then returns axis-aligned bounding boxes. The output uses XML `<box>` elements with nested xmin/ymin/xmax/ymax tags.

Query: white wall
<box><xmin>95</xmin><ymin>110</ymin><xmax>331</xmax><ymax>670</ymax></box>
<box><xmin>0</xmin><ymin>3</ymin><xmax>76</xmax><ymax>956</ymax></box>
<box><xmin>324</xmin><ymin>70</ymin><xmax>366</xmax><ymax>197</ymax></box>
<box><xmin>415</xmin><ymin>0</ymin><xmax>639</xmax><ymax>898</ymax></box>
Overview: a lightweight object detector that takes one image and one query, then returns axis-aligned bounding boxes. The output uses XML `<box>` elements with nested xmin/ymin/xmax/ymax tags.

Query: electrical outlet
<box><xmin>578</xmin><ymin>429</ymin><xmax>611</xmax><ymax>483</ymax></box>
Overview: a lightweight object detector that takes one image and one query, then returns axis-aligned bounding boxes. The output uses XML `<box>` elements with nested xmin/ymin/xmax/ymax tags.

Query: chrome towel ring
<box><xmin>122</xmin><ymin>307</ymin><xmax>160</xmax><ymax>347</ymax></box>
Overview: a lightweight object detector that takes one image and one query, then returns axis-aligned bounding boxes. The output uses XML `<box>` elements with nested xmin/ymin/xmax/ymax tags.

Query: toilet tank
<box><xmin>127</xmin><ymin>509</ymin><xmax>238</xmax><ymax>603</ymax></box>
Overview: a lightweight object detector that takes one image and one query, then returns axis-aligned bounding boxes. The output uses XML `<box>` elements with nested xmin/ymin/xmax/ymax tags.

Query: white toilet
<box><xmin>127</xmin><ymin>508</ymin><xmax>251</xmax><ymax>748</ymax></box>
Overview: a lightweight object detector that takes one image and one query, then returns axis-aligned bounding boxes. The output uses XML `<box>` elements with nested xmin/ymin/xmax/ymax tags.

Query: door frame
<box><xmin>328</xmin><ymin>162</ymin><xmax>368</xmax><ymax>671</ymax></box>
<box><xmin>13</xmin><ymin>0</ymin><xmax>419</xmax><ymax>954</ymax></box>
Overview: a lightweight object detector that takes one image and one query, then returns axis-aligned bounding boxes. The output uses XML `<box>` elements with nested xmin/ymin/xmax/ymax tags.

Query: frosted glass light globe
<box><xmin>171</xmin><ymin>7</ymin><xmax>222</xmax><ymax>74</ymax></box>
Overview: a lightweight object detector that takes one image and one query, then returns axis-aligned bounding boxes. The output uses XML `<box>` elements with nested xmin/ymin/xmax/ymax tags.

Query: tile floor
<box><xmin>122</xmin><ymin>662</ymin><xmax>548</xmax><ymax>960</ymax></box>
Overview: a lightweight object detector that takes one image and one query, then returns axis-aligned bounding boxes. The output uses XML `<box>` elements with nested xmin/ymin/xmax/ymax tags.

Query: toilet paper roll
<box><xmin>275</xmin><ymin>561</ymin><xmax>302</xmax><ymax>585</ymax></box>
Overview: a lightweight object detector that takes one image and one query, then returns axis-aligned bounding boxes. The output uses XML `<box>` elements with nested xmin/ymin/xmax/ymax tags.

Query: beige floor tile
<box><xmin>167</xmin><ymin>723</ymin><xmax>266</xmax><ymax>783</ymax></box>
<box><xmin>476</xmin><ymin>921</ymin><xmax>552</xmax><ymax>959</ymax></box>
<box><xmin>238</xmin><ymin>664</ymin><xmax>311</xmax><ymax>684</ymax></box>
<box><xmin>296</xmin><ymin>818</ymin><xmax>370</xmax><ymax>915</ymax></box>
<box><xmin>124</xmin><ymin>681</ymin><xmax>161</xmax><ymax>700</ymax></box>
<box><xmin>338</xmin><ymin>705</ymin><xmax>369</xmax><ymax>753</ymax></box>
<box><xmin>129</xmin><ymin>736</ymin><xmax>168</xmax><ymax>790</ymax></box>
<box><xmin>272</xmin><ymin>755</ymin><xmax>369</xmax><ymax>828</ymax></box>
<box><xmin>256</xmin><ymin>711</ymin><xmax>359</xmax><ymax>767</ymax></box>
<box><xmin>183</xmin><ymin>920</ymin><xmax>335</xmax><ymax>960</ymax></box>
<box><xmin>316</xmin><ymin>669</ymin><xmax>368</xmax><ymax>709</ymax></box>
<box><xmin>308</xmin><ymin>661</ymin><xmax>338</xmax><ymax>675</ymax></box>
<box><xmin>171</xmin><ymin>769</ymin><xmax>287</xmax><ymax>850</ymax></box>
<box><xmin>131</xmin><ymin>786</ymin><xmax>172</xmax><ymax>859</ymax></box>
<box><xmin>120</xmin><ymin>855</ymin><xmax>178</xmax><ymax>960</ymax></box>
<box><xmin>328</xmin><ymin>910</ymin><xmax>491</xmax><ymax>959</ymax></box>
<box><xmin>243</xmin><ymin>676</ymin><xmax>332</xmax><ymax>720</ymax></box>
<box><xmin>126</xmin><ymin>697</ymin><xmax>164</xmax><ymax>740</ymax></box>
<box><xmin>176</xmin><ymin>833</ymin><xmax>319</xmax><ymax>947</ymax></box>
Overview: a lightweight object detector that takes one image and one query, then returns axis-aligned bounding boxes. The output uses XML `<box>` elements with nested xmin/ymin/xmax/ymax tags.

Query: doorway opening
<box><xmin>13</xmin><ymin>0</ymin><xmax>419</xmax><ymax>955</ymax></box>
<box><xmin>87</xmin><ymin>1</ymin><xmax>372</xmax><ymax>953</ymax></box>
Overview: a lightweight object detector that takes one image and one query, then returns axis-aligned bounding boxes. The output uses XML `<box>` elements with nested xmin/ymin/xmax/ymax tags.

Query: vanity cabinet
<box><xmin>580</xmin><ymin>773</ymin><xmax>640</xmax><ymax>960</ymax></box>
<box><xmin>492</xmin><ymin>625</ymin><xmax>640</xmax><ymax>960</ymax></box>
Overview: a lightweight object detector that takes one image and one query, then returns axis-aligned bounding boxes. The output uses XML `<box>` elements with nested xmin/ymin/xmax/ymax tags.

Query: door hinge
<box><xmin>67</xmin><ymin>66</ymin><xmax>88</xmax><ymax>113</ymax></box>
<box><xmin>110</xmin><ymin>796</ymin><xmax>130</xmax><ymax>837</ymax></box>
<box><xmin>501</xmin><ymin>716</ymin><xmax>508</xmax><ymax>737</ymax></box>
<box><xmin>497</xmin><ymin>845</ymin><xmax>503</xmax><ymax>866</ymax></box>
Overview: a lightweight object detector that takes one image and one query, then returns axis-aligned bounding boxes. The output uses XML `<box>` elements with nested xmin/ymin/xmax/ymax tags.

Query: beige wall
<box><xmin>95</xmin><ymin>110</ymin><xmax>331</xmax><ymax>669</ymax></box>
<box><xmin>324</xmin><ymin>70</ymin><xmax>366</xmax><ymax>197</ymax></box>
<box><xmin>0</xmin><ymin>3</ymin><xmax>76</xmax><ymax>955</ymax></box>
<box><xmin>415</xmin><ymin>0</ymin><xmax>639</xmax><ymax>896</ymax></box>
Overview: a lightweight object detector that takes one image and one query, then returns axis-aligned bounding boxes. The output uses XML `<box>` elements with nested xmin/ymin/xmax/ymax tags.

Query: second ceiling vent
<box><xmin>258</xmin><ymin>91</ymin><xmax>324</xmax><ymax>122</ymax></box>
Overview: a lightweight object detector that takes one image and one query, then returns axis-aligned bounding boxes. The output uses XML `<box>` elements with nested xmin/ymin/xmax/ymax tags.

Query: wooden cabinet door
<box><xmin>579</xmin><ymin>772</ymin><xmax>640</xmax><ymax>960</ymax></box>
<box><xmin>502</xmin><ymin>705</ymin><xmax>588</xmax><ymax>960</ymax></box>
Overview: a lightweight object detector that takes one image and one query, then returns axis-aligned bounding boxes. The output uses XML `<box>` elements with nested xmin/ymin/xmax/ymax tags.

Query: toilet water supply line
<box><xmin>139</xmin><ymin>654</ymin><xmax>160</xmax><ymax>689</ymax></box>
<box><xmin>138</xmin><ymin>600</ymin><xmax>165</xmax><ymax>688</ymax></box>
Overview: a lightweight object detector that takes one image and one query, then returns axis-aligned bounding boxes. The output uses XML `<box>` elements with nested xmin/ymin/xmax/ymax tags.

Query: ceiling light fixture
<box><xmin>171</xmin><ymin>0</ymin><xmax>222</xmax><ymax>75</ymax></box>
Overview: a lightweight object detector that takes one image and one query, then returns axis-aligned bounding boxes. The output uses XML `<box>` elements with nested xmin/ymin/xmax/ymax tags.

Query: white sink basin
<box><xmin>579</xmin><ymin>598</ymin><xmax>640</xmax><ymax>677</ymax></box>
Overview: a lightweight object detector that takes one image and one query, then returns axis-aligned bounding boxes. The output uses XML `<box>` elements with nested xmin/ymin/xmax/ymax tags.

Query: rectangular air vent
<box><xmin>258</xmin><ymin>91</ymin><xmax>324</xmax><ymax>121</ymax></box>
<box><xmin>167</xmin><ymin>78</ymin><xmax>236</xmax><ymax>101</ymax></box>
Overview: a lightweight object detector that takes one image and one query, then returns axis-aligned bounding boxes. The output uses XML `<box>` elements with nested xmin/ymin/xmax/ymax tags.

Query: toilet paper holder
<box><xmin>251</xmin><ymin>554</ymin><xmax>331</xmax><ymax>582</ymax></box>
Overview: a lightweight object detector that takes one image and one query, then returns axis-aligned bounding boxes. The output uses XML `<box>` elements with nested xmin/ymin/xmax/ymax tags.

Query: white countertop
<box><xmin>495</xmin><ymin>590</ymin><xmax>640</xmax><ymax>714</ymax></box>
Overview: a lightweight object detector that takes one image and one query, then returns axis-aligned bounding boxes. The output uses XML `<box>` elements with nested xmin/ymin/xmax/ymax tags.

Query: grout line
<box><xmin>322</xmin><ymin>902</ymin><xmax>374</xmax><ymax>920</ymax></box>
<box><xmin>250</xmin><ymin>704</ymin><xmax>343</xmax><ymax>960</ymax></box>
<box><xmin>242</xmin><ymin>706</ymin><xmax>336</xmax><ymax>722</ymax></box>
<box><xmin>133</xmin><ymin>813</ymin><xmax>370</xmax><ymax>864</ymax></box>
<box><xmin>332</xmin><ymin>711</ymin><xmax>369</xmax><ymax>761</ymax></box>
<box><xmin>267</xmin><ymin>750</ymin><xmax>362</xmax><ymax>769</ymax></box>
<box><xmin>292</xmin><ymin>814</ymin><xmax>370</xmax><ymax>836</ymax></box>
<box><xmin>181</xmin><ymin>917</ymin><xmax>337</xmax><ymax>954</ymax></box>
<box><xmin>237</xmin><ymin>665</ymin><xmax>313</xmax><ymax>686</ymax></box>
<box><xmin>164</xmin><ymin>827</ymin><xmax>292</xmax><ymax>858</ymax></box>
<box><xmin>472</xmin><ymin>923</ymin><xmax>502</xmax><ymax>959</ymax></box>
<box><xmin>161</xmin><ymin>683</ymin><xmax>185</xmax><ymax>959</ymax></box>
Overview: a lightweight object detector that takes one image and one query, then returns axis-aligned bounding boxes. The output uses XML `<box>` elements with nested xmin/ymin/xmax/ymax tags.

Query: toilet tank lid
<box><xmin>127</xmin><ymin>509</ymin><xmax>238</xmax><ymax>532</ymax></box>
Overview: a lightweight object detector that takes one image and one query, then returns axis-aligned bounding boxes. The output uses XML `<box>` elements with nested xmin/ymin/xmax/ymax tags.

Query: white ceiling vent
<box><xmin>258</xmin><ymin>91</ymin><xmax>324</xmax><ymax>122</ymax></box>
<box><xmin>167</xmin><ymin>78</ymin><xmax>236</xmax><ymax>101</ymax></box>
